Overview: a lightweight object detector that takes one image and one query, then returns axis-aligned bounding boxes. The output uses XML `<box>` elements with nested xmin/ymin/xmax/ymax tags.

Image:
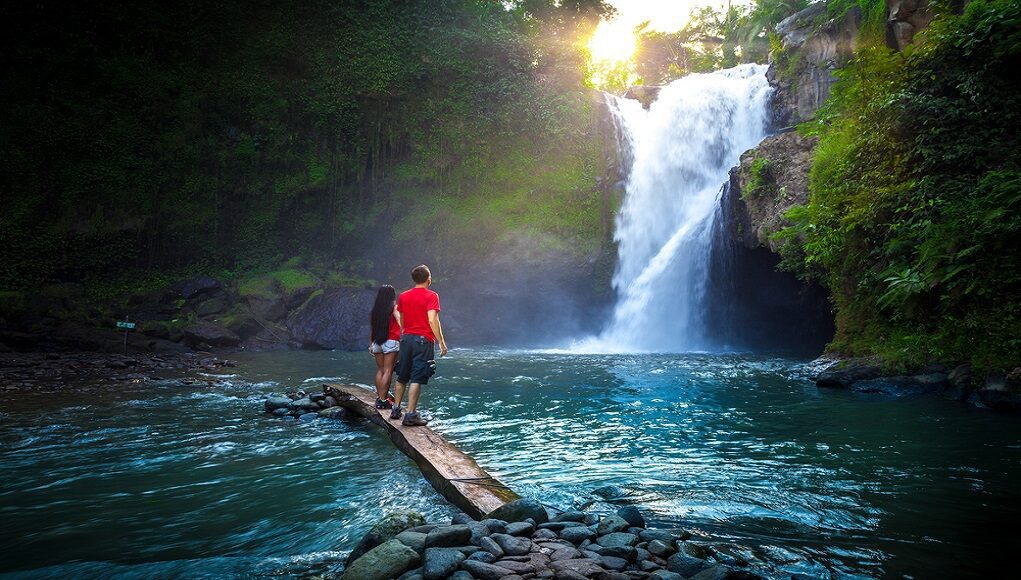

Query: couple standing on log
<box><xmin>368</xmin><ymin>264</ymin><xmax>449</xmax><ymax>427</ymax></box>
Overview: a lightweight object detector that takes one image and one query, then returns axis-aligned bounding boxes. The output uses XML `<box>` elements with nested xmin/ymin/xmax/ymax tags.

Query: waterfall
<box><xmin>579</xmin><ymin>64</ymin><xmax>772</xmax><ymax>353</ymax></box>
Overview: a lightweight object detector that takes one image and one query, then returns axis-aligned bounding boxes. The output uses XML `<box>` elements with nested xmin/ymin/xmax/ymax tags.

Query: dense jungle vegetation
<box><xmin>776</xmin><ymin>0</ymin><xmax>1021</xmax><ymax>372</ymax></box>
<box><xmin>0</xmin><ymin>0</ymin><xmax>618</xmax><ymax>299</ymax></box>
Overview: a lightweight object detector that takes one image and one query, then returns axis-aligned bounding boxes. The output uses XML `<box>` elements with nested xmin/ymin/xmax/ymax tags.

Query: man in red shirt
<box><xmin>390</xmin><ymin>264</ymin><xmax>448</xmax><ymax>426</ymax></box>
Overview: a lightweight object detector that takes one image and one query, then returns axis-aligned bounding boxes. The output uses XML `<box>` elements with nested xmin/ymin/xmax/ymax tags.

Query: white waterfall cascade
<box><xmin>577</xmin><ymin>64</ymin><xmax>772</xmax><ymax>353</ymax></box>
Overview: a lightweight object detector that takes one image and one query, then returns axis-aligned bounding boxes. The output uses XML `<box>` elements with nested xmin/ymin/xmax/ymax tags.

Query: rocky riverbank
<box><xmin>0</xmin><ymin>351</ymin><xmax>235</xmax><ymax>392</ymax></box>
<box><xmin>341</xmin><ymin>499</ymin><xmax>767</xmax><ymax>580</ymax></box>
<box><xmin>807</xmin><ymin>356</ymin><xmax>1021</xmax><ymax>413</ymax></box>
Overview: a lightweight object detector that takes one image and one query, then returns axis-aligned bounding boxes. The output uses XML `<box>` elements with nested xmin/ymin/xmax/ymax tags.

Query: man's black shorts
<box><xmin>396</xmin><ymin>334</ymin><xmax>436</xmax><ymax>385</ymax></box>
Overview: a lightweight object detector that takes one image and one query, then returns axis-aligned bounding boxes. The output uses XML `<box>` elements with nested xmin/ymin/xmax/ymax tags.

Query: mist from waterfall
<box><xmin>577</xmin><ymin>64</ymin><xmax>772</xmax><ymax>353</ymax></box>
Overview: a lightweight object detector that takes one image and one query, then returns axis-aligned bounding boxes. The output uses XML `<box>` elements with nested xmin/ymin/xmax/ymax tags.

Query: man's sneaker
<box><xmin>375</xmin><ymin>398</ymin><xmax>393</xmax><ymax>409</ymax></box>
<box><xmin>389</xmin><ymin>406</ymin><xmax>402</xmax><ymax>420</ymax></box>
<box><xmin>401</xmin><ymin>411</ymin><xmax>429</xmax><ymax>427</ymax></box>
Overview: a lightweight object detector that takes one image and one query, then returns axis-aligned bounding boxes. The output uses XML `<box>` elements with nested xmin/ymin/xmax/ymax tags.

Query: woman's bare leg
<box><xmin>373</xmin><ymin>353</ymin><xmax>388</xmax><ymax>400</ymax></box>
<box><xmin>379</xmin><ymin>352</ymin><xmax>398</xmax><ymax>399</ymax></box>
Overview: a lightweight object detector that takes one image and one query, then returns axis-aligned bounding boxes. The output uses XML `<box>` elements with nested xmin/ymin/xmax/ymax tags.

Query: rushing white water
<box><xmin>578</xmin><ymin>64</ymin><xmax>772</xmax><ymax>353</ymax></box>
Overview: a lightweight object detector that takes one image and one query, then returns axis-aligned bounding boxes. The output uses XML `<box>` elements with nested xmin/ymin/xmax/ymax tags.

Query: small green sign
<box><xmin>116</xmin><ymin>321</ymin><xmax>136</xmax><ymax>329</ymax></box>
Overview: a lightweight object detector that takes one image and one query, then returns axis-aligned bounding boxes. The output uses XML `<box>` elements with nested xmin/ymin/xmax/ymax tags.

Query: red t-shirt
<box><xmin>387</xmin><ymin>313</ymin><xmax>401</xmax><ymax>342</ymax></box>
<box><xmin>397</xmin><ymin>287</ymin><xmax>441</xmax><ymax>343</ymax></box>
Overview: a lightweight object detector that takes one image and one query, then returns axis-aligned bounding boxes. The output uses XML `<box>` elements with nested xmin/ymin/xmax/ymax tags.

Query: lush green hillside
<box><xmin>775</xmin><ymin>0</ymin><xmax>1021</xmax><ymax>372</ymax></box>
<box><xmin>0</xmin><ymin>0</ymin><xmax>613</xmax><ymax>301</ymax></box>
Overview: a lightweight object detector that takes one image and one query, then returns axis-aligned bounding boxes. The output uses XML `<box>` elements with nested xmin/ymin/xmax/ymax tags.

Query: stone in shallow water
<box><xmin>343</xmin><ymin>539</ymin><xmax>420</xmax><ymax>580</ymax></box>
<box><xmin>346</xmin><ymin>511</ymin><xmax>426</xmax><ymax>566</ymax></box>
<box><xmin>486</xmin><ymin>498</ymin><xmax>549</xmax><ymax>525</ymax></box>
<box><xmin>667</xmin><ymin>553</ymin><xmax>710</xmax><ymax>577</ymax></box>
<box><xmin>639</xmin><ymin>529</ymin><xmax>676</xmax><ymax>543</ymax></box>
<box><xmin>616</xmin><ymin>505</ymin><xmax>646</xmax><ymax>528</ymax></box>
<box><xmin>297</xmin><ymin>412</ymin><xmax>318</xmax><ymax>422</ymax></box>
<box><xmin>264</xmin><ymin>395</ymin><xmax>291</xmax><ymax>412</ymax></box>
<box><xmin>595</xmin><ymin>515</ymin><xmax>631</xmax><ymax>535</ymax></box>
<box><xmin>423</xmin><ymin>547</ymin><xmax>466</xmax><ymax>580</ymax></box>
<box><xmin>647</xmin><ymin>539</ymin><xmax>675</xmax><ymax>557</ymax></box>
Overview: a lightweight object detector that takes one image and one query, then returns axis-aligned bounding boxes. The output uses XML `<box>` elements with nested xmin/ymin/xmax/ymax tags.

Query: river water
<box><xmin>2</xmin><ymin>349</ymin><xmax>1019</xmax><ymax>578</ymax></box>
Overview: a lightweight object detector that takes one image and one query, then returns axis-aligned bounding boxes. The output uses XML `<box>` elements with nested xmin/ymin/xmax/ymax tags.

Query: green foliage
<box><xmin>744</xmin><ymin>156</ymin><xmax>774</xmax><ymax>199</ymax></box>
<box><xmin>777</xmin><ymin>0</ymin><xmax>1021</xmax><ymax>371</ymax></box>
<box><xmin>1</xmin><ymin>0</ymin><xmax>609</xmax><ymax>300</ymax></box>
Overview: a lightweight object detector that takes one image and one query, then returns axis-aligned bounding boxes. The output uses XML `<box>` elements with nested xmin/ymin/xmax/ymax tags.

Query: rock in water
<box><xmin>486</xmin><ymin>498</ymin><xmax>549</xmax><ymax>525</ymax></box>
<box><xmin>595</xmin><ymin>515</ymin><xmax>631</xmax><ymax>535</ymax></box>
<box><xmin>343</xmin><ymin>539</ymin><xmax>420</xmax><ymax>580</ymax></box>
<box><xmin>423</xmin><ymin>547</ymin><xmax>466</xmax><ymax>580</ymax></box>
<box><xmin>264</xmin><ymin>395</ymin><xmax>291</xmax><ymax>412</ymax></box>
<box><xmin>616</xmin><ymin>506</ymin><xmax>646</xmax><ymax>528</ymax></box>
<box><xmin>346</xmin><ymin>511</ymin><xmax>427</xmax><ymax>566</ymax></box>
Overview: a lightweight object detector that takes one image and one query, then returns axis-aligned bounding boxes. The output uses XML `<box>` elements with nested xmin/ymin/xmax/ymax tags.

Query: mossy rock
<box><xmin>345</xmin><ymin>511</ymin><xmax>427</xmax><ymax>567</ymax></box>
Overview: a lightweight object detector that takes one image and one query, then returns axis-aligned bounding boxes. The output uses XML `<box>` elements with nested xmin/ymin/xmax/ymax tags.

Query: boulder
<box><xmin>182</xmin><ymin>322</ymin><xmax>240</xmax><ymax>347</ymax></box>
<box><xmin>318</xmin><ymin>407</ymin><xmax>346</xmax><ymax>419</ymax></box>
<box><xmin>815</xmin><ymin>361</ymin><xmax>883</xmax><ymax>389</ymax></box>
<box><xmin>342</xmin><ymin>539</ymin><xmax>420</xmax><ymax>580</ymax></box>
<box><xmin>423</xmin><ymin>547</ymin><xmax>466</xmax><ymax>580</ymax></box>
<box><xmin>286</xmin><ymin>287</ymin><xmax>375</xmax><ymax>350</ymax></box>
<box><xmin>850</xmin><ymin>373</ymin><xmax>948</xmax><ymax>397</ymax></box>
<box><xmin>297</xmin><ymin>412</ymin><xmax>318</xmax><ymax>422</ymax></box>
<box><xmin>667</xmin><ymin>553</ymin><xmax>709</xmax><ymax>577</ymax></box>
<box><xmin>247</xmin><ymin>294</ymin><xmax>288</xmax><ymax>322</ymax></box>
<box><xmin>346</xmin><ymin>511</ymin><xmax>427</xmax><ymax>566</ymax></box>
<box><xmin>486</xmin><ymin>498</ymin><xmax>549</xmax><ymax>525</ymax></box>
<box><xmin>480</xmin><ymin>518</ymin><xmax>508</xmax><ymax>534</ymax></box>
<box><xmin>264</xmin><ymin>395</ymin><xmax>291</xmax><ymax>412</ymax></box>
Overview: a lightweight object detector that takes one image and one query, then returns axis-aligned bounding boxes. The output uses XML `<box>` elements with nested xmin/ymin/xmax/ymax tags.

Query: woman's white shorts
<box><xmin>370</xmin><ymin>339</ymin><xmax>400</xmax><ymax>354</ymax></box>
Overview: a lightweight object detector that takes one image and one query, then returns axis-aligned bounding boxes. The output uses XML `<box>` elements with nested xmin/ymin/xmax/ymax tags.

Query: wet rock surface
<box><xmin>0</xmin><ymin>351</ymin><xmax>235</xmax><ymax>392</ymax></box>
<box><xmin>341</xmin><ymin>505</ymin><xmax>771</xmax><ymax>580</ymax></box>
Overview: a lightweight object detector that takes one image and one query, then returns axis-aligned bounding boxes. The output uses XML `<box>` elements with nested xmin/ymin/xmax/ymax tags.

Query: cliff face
<box><xmin>725</xmin><ymin>131</ymin><xmax>818</xmax><ymax>250</ymax></box>
<box><xmin>767</xmin><ymin>3</ymin><xmax>862</xmax><ymax>126</ymax></box>
<box><xmin>733</xmin><ymin>1</ymin><xmax>936</xmax><ymax>249</ymax></box>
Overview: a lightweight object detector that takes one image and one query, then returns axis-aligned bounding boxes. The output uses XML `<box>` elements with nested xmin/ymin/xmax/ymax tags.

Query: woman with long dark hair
<box><xmin>369</xmin><ymin>284</ymin><xmax>401</xmax><ymax>409</ymax></box>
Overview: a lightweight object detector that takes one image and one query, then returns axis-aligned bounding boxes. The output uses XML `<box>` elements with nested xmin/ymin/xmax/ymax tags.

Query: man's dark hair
<box><xmin>411</xmin><ymin>265</ymin><xmax>431</xmax><ymax>284</ymax></box>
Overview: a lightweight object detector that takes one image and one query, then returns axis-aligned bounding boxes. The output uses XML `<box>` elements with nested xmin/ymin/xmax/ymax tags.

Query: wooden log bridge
<box><xmin>324</xmin><ymin>384</ymin><xmax>520</xmax><ymax>519</ymax></box>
